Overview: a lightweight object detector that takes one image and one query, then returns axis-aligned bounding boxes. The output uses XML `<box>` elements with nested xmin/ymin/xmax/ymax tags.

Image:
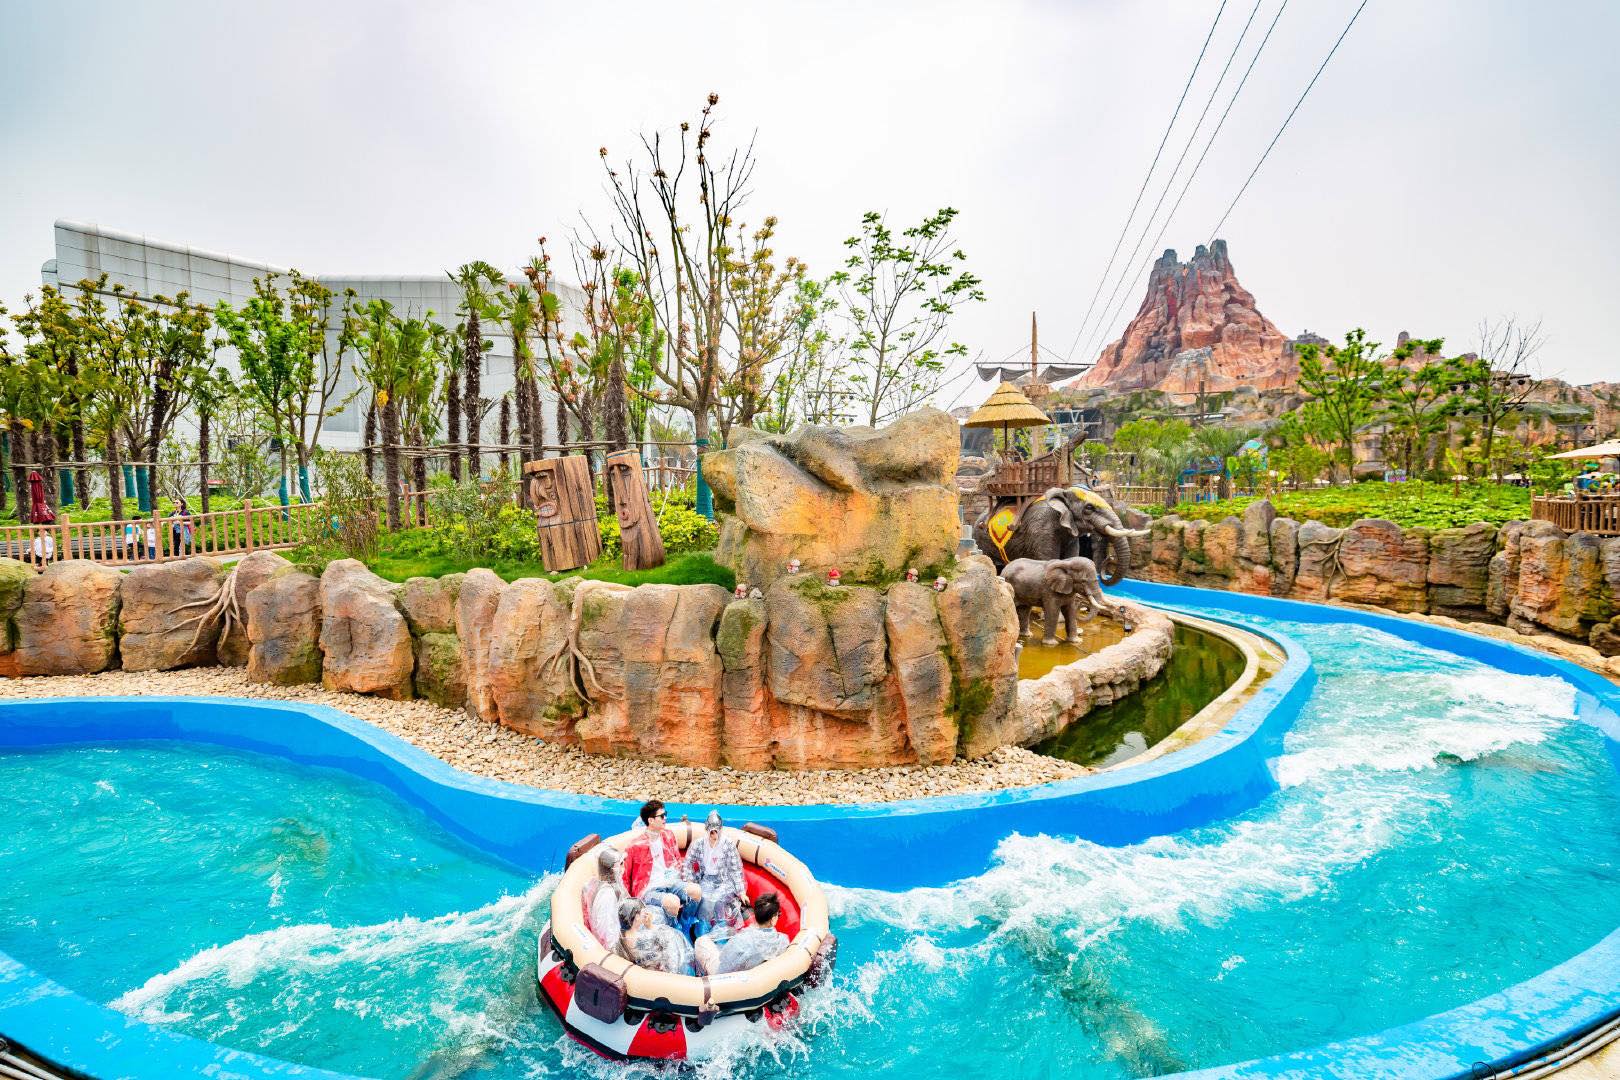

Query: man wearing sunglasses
<box><xmin>621</xmin><ymin>799</ymin><xmax>704</xmax><ymax>934</ymax></box>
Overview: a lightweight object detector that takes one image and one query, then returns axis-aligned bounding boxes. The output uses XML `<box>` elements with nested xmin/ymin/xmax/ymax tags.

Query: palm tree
<box><xmin>501</xmin><ymin>284</ymin><xmax>541</xmax><ymax>460</ymax></box>
<box><xmin>450</xmin><ymin>261</ymin><xmax>504</xmax><ymax>481</ymax></box>
<box><xmin>190</xmin><ymin>363</ymin><xmax>234</xmax><ymax>514</ymax></box>
<box><xmin>352</xmin><ymin>300</ymin><xmax>408</xmax><ymax>529</ymax></box>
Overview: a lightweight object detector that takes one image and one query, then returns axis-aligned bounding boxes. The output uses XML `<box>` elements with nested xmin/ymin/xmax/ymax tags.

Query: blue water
<box><xmin>3</xmin><ymin>609</ymin><xmax>1620</xmax><ymax>1078</ymax></box>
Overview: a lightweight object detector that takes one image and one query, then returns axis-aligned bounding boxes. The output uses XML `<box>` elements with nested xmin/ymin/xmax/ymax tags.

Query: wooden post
<box><xmin>605</xmin><ymin>449</ymin><xmax>665</xmax><ymax>571</ymax></box>
<box><xmin>244</xmin><ymin>500</ymin><xmax>255</xmax><ymax>552</ymax></box>
<box><xmin>524</xmin><ymin>457</ymin><xmax>601</xmax><ymax>572</ymax></box>
<box><xmin>58</xmin><ymin>511</ymin><xmax>70</xmax><ymax>566</ymax></box>
<box><xmin>152</xmin><ymin>506</ymin><xmax>163</xmax><ymax>562</ymax></box>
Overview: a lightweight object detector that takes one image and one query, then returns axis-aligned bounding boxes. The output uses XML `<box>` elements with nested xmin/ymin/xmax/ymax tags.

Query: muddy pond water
<box><xmin>1024</xmin><ymin>620</ymin><xmax>1248</xmax><ymax>767</ymax></box>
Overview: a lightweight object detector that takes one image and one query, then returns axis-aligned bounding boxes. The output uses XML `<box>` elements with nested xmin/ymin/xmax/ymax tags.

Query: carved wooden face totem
<box><xmin>610</xmin><ymin>461</ymin><xmax>636</xmax><ymax>525</ymax></box>
<box><xmin>533</xmin><ymin>471</ymin><xmax>558</xmax><ymax>519</ymax></box>
<box><xmin>604</xmin><ymin>449</ymin><xmax>666</xmax><ymax>571</ymax></box>
<box><xmin>524</xmin><ymin>456</ymin><xmax>601</xmax><ymax>573</ymax></box>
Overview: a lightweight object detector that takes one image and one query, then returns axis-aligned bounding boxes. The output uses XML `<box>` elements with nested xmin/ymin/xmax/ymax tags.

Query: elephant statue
<box><xmin>973</xmin><ymin>487</ymin><xmax>1149</xmax><ymax>585</ymax></box>
<box><xmin>999</xmin><ymin>556</ymin><xmax>1134</xmax><ymax>645</ymax></box>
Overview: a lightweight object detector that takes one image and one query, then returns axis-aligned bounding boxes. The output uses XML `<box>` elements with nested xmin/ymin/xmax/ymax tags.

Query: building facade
<box><xmin>40</xmin><ymin>219</ymin><xmax>585</xmax><ymax>456</ymax></box>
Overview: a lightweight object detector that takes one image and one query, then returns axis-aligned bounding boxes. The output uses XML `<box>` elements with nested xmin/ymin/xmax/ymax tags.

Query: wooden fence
<box><xmin>1531</xmin><ymin>495</ymin><xmax>1620</xmax><ymax>536</ymax></box>
<box><xmin>0</xmin><ymin>499</ymin><xmax>330</xmax><ymax>571</ymax></box>
<box><xmin>4</xmin><ymin>461</ymin><xmax>700</xmax><ymax>572</ymax></box>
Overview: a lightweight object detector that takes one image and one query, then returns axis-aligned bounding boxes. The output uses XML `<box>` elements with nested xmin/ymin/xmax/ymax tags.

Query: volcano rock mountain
<box><xmin>1080</xmin><ymin>240</ymin><xmax>1293</xmax><ymax>393</ymax></box>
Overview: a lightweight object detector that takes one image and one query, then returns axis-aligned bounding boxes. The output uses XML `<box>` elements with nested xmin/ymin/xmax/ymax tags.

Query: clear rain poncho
<box><xmin>627</xmin><ymin>919</ymin><xmax>696</xmax><ymax>975</ymax></box>
<box><xmin>583</xmin><ymin>878</ymin><xmax>625</xmax><ymax>950</ymax></box>
<box><xmin>711</xmin><ymin>925</ymin><xmax>788</xmax><ymax>974</ymax></box>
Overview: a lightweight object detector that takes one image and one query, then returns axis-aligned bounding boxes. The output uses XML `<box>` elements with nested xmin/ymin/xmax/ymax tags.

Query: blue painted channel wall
<box><xmin>2</xmin><ymin>580</ymin><xmax>1619</xmax><ymax>1078</ymax></box>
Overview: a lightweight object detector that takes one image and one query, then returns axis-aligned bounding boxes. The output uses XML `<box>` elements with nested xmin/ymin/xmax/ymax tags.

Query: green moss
<box><xmin>544</xmin><ymin>692</ymin><xmax>584</xmax><ymax>723</ymax></box>
<box><xmin>949</xmin><ymin>670</ymin><xmax>995</xmax><ymax>750</ymax></box>
<box><xmin>791</xmin><ymin>575</ymin><xmax>855</xmax><ymax>620</ymax></box>
<box><xmin>716</xmin><ymin>601</ymin><xmax>763</xmax><ymax>663</ymax></box>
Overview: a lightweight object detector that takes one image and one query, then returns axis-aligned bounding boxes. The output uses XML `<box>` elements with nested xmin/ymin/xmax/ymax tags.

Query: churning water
<box><xmin>4</xmin><ymin>608</ymin><xmax>1620</xmax><ymax>1078</ymax></box>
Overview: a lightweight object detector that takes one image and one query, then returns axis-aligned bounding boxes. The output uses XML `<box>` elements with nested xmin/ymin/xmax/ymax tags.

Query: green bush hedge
<box><xmin>1148</xmin><ymin>481</ymin><xmax>1532</xmax><ymax>530</ymax></box>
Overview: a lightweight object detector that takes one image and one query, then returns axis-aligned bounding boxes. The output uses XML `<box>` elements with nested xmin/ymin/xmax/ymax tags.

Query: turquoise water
<box><xmin>3</xmin><ymin>609</ymin><xmax>1620</xmax><ymax>1078</ymax></box>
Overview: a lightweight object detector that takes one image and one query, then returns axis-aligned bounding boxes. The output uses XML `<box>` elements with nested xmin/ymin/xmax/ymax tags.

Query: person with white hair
<box><xmin>684</xmin><ymin>810</ymin><xmax>747</xmax><ymax>933</ymax></box>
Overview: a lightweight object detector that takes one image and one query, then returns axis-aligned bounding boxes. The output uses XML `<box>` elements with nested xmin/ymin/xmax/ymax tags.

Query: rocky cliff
<box><xmin>1079</xmin><ymin>240</ymin><xmax>1294</xmax><ymax>393</ymax></box>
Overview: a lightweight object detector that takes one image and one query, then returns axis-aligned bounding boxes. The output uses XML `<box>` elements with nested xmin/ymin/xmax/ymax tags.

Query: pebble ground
<box><xmin>0</xmin><ymin>666</ymin><xmax>1088</xmax><ymax>805</ymax></box>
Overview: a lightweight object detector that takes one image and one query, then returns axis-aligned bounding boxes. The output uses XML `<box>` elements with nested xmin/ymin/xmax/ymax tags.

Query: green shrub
<box><xmin>1147</xmin><ymin>481</ymin><xmax>1531</xmax><ymax>530</ymax></box>
<box><xmin>597</xmin><ymin>502</ymin><xmax>717</xmax><ymax>560</ymax></box>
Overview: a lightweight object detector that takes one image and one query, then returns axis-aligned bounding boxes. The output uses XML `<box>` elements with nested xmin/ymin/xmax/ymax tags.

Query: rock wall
<box><xmin>704</xmin><ymin>409</ymin><xmax>962</xmax><ymax>589</ymax></box>
<box><xmin>988</xmin><ymin>602</ymin><xmax>1177</xmax><ymax>750</ymax></box>
<box><xmin>0</xmin><ymin>552</ymin><xmax>1034</xmax><ymax>770</ymax></box>
<box><xmin>1139</xmin><ymin>502</ymin><xmax>1620</xmax><ymax>654</ymax></box>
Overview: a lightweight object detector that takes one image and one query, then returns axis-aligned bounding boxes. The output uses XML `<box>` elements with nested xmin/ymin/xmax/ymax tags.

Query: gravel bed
<box><xmin>0</xmin><ymin>666</ymin><xmax>1088</xmax><ymax>805</ymax></box>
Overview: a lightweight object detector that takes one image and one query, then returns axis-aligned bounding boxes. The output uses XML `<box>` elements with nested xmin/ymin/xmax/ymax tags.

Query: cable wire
<box><xmin>1207</xmin><ymin>0</ymin><xmax>1370</xmax><ymax>241</ymax></box>
<box><xmin>1077</xmin><ymin>0</ymin><xmax>1291</xmax><ymax>365</ymax></box>
<box><xmin>1062</xmin><ymin>0</ymin><xmax>1231</xmax><ymax>362</ymax></box>
<box><xmin>1072</xmin><ymin>0</ymin><xmax>1268</xmax><ymax>366</ymax></box>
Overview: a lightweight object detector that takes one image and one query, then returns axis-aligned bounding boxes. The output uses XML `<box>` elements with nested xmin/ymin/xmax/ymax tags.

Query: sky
<box><xmin>3</xmin><ymin>0</ymin><xmax>1617</xmax><ymax>392</ymax></box>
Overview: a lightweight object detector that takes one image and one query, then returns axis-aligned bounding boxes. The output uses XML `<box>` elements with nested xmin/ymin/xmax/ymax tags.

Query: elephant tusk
<box><xmin>1102</xmin><ymin>524</ymin><xmax>1150</xmax><ymax>539</ymax></box>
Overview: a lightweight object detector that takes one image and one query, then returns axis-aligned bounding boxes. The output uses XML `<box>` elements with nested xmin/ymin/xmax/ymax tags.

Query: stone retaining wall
<box><xmin>989</xmin><ymin>602</ymin><xmax>1176</xmax><ymax>749</ymax></box>
<box><xmin>1137</xmin><ymin>501</ymin><xmax>1620</xmax><ymax>654</ymax></box>
<box><xmin>0</xmin><ymin>551</ymin><xmax>1031</xmax><ymax>769</ymax></box>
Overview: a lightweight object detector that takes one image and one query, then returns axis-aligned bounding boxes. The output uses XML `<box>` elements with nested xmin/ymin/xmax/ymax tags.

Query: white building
<box><xmin>40</xmin><ymin>219</ymin><xmax>585</xmax><ymax>455</ymax></box>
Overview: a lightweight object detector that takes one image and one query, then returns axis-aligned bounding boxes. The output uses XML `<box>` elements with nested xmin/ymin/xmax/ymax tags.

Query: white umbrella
<box><xmin>1549</xmin><ymin>440</ymin><xmax>1620</xmax><ymax>460</ymax></box>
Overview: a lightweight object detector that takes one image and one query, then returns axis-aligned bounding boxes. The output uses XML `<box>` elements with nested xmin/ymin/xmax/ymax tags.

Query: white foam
<box><xmin>111</xmin><ymin>878</ymin><xmax>552</xmax><ymax>1032</ymax></box>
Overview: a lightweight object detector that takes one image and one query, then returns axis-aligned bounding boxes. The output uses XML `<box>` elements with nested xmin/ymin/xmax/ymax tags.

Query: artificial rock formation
<box><xmin>401</xmin><ymin>574</ymin><xmax>466</xmax><ymax>708</ymax></box>
<box><xmin>217</xmin><ymin>551</ymin><xmax>293</xmax><ymax>666</ymax></box>
<box><xmin>245</xmin><ymin>568</ymin><xmax>323</xmax><ymax>685</ymax></box>
<box><xmin>1080</xmin><ymin>240</ymin><xmax>1293</xmax><ymax>393</ymax></box>
<box><xmin>705</xmin><ymin>408</ymin><xmax>961</xmax><ymax>588</ymax></box>
<box><xmin>1139</xmin><ymin>500</ymin><xmax>1620</xmax><ymax>658</ymax></box>
<box><xmin>480</xmin><ymin>577</ymin><xmax>579</xmax><ymax>739</ymax></box>
<box><xmin>0</xmin><ymin>558</ymin><xmax>35</xmax><ymax>677</ymax></box>
<box><xmin>574</xmin><ymin>582</ymin><xmax>730</xmax><ymax>763</ymax></box>
<box><xmin>119</xmin><ymin>557</ymin><xmax>228</xmax><ymax>671</ymax></box>
<box><xmin>318</xmin><ymin>560</ymin><xmax>413</xmax><ymax>699</ymax></box>
<box><xmin>14</xmin><ymin>560</ymin><xmax>122</xmax><ymax>676</ymax></box>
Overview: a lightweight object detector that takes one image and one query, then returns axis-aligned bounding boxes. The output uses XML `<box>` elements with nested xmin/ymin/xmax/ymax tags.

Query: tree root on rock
<box><xmin>169</xmin><ymin>566</ymin><xmax>242</xmax><ymax>658</ymax></box>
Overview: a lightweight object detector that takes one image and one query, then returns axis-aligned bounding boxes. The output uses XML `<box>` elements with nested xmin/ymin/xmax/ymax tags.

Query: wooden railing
<box><xmin>0</xmin><ymin>499</ymin><xmax>330</xmax><ymax>571</ymax></box>
<box><xmin>1532</xmin><ymin>495</ymin><xmax>1620</xmax><ymax>536</ymax></box>
<box><xmin>6</xmin><ymin>460</ymin><xmax>695</xmax><ymax>572</ymax></box>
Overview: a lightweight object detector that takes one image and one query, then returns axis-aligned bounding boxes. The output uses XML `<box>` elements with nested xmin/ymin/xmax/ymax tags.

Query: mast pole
<box><xmin>1030</xmin><ymin>311</ymin><xmax>1038</xmax><ymax>384</ymax></box>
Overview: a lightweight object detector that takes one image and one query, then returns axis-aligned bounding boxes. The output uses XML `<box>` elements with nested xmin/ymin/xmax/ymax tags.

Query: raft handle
<box><xmin>564</xmin><ymin>833</ymin><xmax>602</xmax><ymax>868</ymax></box>
<box><xmin>742</xmin><ymin>822</ymin><xmax>778</xmax><ymax>843</ymax></box>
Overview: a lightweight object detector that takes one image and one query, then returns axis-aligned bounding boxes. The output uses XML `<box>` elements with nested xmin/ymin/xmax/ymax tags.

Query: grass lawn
<box><xmin>363</xmin><ymin>533</ymin><xmax>736</xmax><ymax>589</ymax></box>
<box><xmin>1147</xmin><ymin>481</ymin><xmax>1532</xmax><ymax>530</ymax></box>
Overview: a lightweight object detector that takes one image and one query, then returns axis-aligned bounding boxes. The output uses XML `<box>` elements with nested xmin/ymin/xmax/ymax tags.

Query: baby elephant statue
<box><xmin>1000</xmin><ymin>556</ymin><xmax>1134</xmax><ymax>645</ymax></box>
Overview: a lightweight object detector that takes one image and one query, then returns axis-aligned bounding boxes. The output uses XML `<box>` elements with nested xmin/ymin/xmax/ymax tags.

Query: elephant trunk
<box><xmin>1101</xmin><ymin>534</ymin><xmax>1132</xmax><ymax>586</ymax></box>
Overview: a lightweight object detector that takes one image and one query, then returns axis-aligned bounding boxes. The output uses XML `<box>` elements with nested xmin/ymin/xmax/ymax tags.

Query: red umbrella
<box><xmin>27</xmin><ymin>471</ymin><xmax>54</xmax><ymax>526</ymax></box>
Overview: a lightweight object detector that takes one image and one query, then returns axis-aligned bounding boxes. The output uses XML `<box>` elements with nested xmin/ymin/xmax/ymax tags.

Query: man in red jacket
<box><xmin>621</xmin><ymin>800</ymin><xmax>703</xmax><ymax>933</ymax></box>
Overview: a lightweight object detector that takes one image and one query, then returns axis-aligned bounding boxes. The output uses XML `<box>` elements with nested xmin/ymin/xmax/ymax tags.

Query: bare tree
<box><xmin>601</xmin><ymin>93</ymin><xmax>756</xmax><ymax>455</ymax></box>
<box><xmin>1463</xmin><ymin>317</ymin><xmax>1545</xmax><ymax>480</ymax></box>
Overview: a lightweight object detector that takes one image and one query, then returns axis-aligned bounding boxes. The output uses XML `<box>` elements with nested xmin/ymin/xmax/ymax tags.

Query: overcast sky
<box><xmin>3</xmin><ymin>0</ymin><xmax>1617</xmax><ymax>391</ymax></box>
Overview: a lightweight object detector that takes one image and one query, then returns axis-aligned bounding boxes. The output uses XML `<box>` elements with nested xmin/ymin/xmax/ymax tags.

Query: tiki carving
<box><xmin>606</xmin><ymin>449</ymin><xmax>666</xmax><ymax>571</ymax></box>
<box><xmin>524</xmin><ymin>456</ymin><xmax>601</xmax><ymax>572</ymax></box>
